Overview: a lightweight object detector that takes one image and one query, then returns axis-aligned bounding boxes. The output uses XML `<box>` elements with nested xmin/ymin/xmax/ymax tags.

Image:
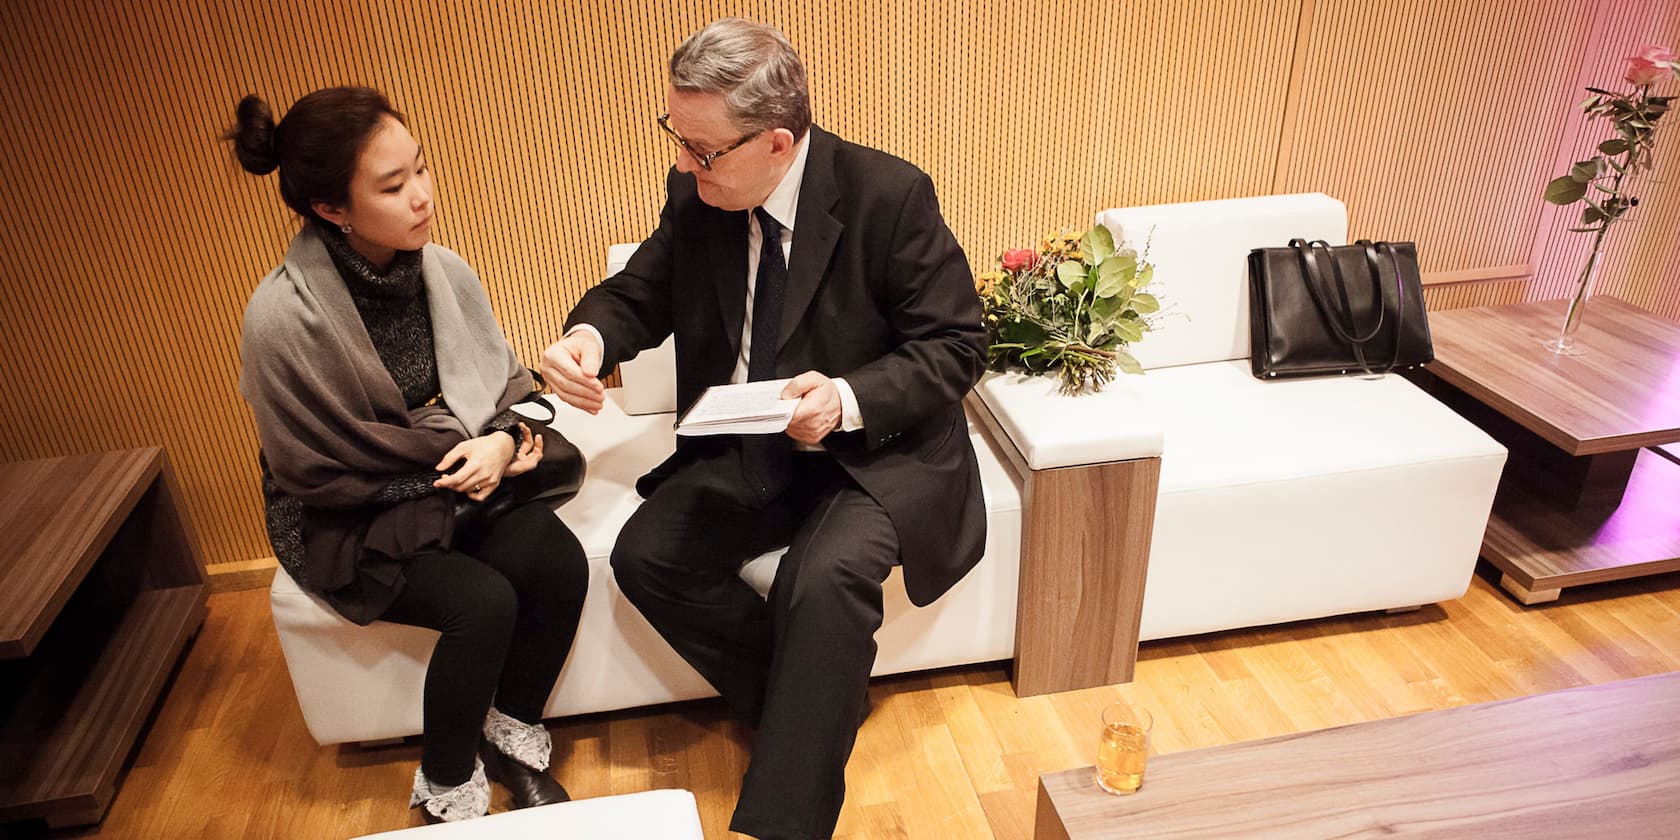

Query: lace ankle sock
<box><xmin>482</xmin><ymin>706</ymin><xmax>552</xmax><ymax>772</ymax></box>
<box><xmin>408</xmin><ymin>758</ymin><xmax>490</xmax><ymax>822</ymax></box>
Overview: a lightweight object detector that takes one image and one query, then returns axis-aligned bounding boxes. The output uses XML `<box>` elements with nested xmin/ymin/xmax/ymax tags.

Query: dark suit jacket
<box><xmin>567</xmin><ymin>126</ymin><xmax>987</xmax><ymax>606</ymax></box>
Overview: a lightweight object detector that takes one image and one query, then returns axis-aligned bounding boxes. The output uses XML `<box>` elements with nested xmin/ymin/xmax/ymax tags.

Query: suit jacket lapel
<box><xmin>708</xmin><ymin>208</ymin><xmax>750</xmax><ymax>359</ymax></box>
<box><xmin>781</xmin><ymin>126</ymin><xmax>842</xmax><ymax>353</ymax></box>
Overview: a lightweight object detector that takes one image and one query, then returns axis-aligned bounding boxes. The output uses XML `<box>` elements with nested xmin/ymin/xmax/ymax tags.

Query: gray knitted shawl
<box><xmin>240</xmin><ymin>226</ymin><xmax>530</xmax><ymax>595</ymax></box>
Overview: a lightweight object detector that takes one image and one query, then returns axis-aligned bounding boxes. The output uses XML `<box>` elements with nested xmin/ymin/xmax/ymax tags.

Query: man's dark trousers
<box><xmin>612</xmin><ymin>445</ymin><xmax>895</xmax><ymax>839</ymax></box>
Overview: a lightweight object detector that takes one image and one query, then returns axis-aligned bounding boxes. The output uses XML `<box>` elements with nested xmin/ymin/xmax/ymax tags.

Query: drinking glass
<box><xmin>1095</xmin><ymin>701</ymin><xmax>1152</xmax><ymax>794</ymax></box>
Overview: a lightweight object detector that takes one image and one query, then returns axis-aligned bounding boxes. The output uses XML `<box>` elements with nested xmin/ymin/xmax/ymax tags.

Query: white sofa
<box><xmin>269</xmin><ymin>250</ymin><xmax>1024</xmax><ymax>747</ymax></box>
<box><xmin>269</xmin><ymin>194</ymin><xmax>1508</xmax><ymax>746</ymax></box>
<box><xmin>1088</xmin><ymin>193</ymin><xmax>1507</xmax><ymax>640</ymax></box>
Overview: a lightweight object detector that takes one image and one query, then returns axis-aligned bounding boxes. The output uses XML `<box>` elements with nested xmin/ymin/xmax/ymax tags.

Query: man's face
<box><xmin>664</xmin><ymin>86</ymin><xmax>782</xmax><ymax>212</ymax></box>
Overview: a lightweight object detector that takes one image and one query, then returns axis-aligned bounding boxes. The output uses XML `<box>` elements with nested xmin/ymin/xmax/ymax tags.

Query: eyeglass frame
<box><xmin>657</xmin><ymin>112</ymin><xmax>763</xmax><ymax>171</ymax></box>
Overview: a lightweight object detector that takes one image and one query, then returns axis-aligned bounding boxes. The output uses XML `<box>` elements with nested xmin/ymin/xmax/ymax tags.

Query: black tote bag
<box><xmin>1247</xmin><ymin>239</ymin><xmax>1433</xmax><ymax>379</ymax></box>
<box><xmin>453</xmin><ymin>372</ymin><xmax>586</xmax><ymax>528</ymax></box>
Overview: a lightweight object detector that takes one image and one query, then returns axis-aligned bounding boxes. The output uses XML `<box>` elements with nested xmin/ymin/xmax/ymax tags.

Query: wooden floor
<box><xmin>18</xmin><ymin>564</ymin><xmax>1680</xmax><ymax>840</ymax></box>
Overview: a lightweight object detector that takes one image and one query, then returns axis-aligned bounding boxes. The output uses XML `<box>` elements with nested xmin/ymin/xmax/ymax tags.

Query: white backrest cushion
<box><xmin>604</xmin><ymin>242</ymin><xmax>678</xmax><ymax>415</ymax></box>
<box><xmin>1094</xmin><ymin>193</ymin><xmax>1347</xmax><ymax>370</ymax></box>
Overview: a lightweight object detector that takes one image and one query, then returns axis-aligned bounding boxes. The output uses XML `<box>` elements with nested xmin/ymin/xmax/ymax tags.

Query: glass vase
<box><xmin>1543</xmin><ymin>240</ymin><xmax>1605</xmax><ymax>355</ymax></box>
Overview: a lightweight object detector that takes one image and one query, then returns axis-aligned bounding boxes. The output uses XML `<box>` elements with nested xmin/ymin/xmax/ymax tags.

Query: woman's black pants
<box><xmin>379</xmin><ymin>501</ymin><xmax>588</xmax><ymax>786</ymax></box>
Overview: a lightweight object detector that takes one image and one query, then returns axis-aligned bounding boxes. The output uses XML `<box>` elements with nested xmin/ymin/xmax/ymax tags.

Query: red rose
<box><xmin>1625</xmin><ymin>44</ymin><xmax>1675</xmax><ymax>86</ymax></box>
<box><xmin>1001</xmin><ymin>248</ymin><xmax>1037</xmax><ymax>272</ymax></box>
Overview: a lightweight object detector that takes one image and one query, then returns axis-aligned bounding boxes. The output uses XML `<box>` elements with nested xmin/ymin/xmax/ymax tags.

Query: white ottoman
<box><xmin>352</xmin><ymin>789</ymin><xmax>703</xmax><ymax>839</ymax></box>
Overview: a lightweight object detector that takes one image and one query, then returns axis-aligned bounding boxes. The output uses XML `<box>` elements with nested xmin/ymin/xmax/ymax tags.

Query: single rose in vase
<box><xmin>1540</xmin><ymin>42</ymin><xmax>1677</xmax><ymax>354</ymax></box>
<box><xmin>1000</xmin><ymin>248</ymin><xmax>1037</xmax><ymax>273</ymax></box>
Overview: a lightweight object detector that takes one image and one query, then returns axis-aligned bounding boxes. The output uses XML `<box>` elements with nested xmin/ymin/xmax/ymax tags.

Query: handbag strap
<box><xmin>1290</xmin><ymin>238</ymin><xmax>1387</xmax><ymax>376</ymax></box>
<box><xmin>1358</xmin><ymin>240</ymin><xmax>1409</xmax><ymax>375</ymax></box>
<box><xmin>515</xmin><ymin>367</ymin><xmax>558</xmax><ymax>424</ymax></box>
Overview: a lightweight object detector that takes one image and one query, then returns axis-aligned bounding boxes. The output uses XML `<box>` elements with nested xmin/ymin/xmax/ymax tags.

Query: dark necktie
<box><xmin>748</xmin><ymin>208</ymin><xmax>786</xmax><ymax>382</ymax></box>
<box><xmin>743</xmin><ymin>207</ymin><xmax>792</xmax><ymax>500</ymax></box>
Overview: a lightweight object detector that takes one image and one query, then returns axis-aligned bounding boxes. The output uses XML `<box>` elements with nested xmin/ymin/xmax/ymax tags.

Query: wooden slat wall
<box><xmin>1275</xmin><ymin>0</ymin><xmax>1593</xmax><ymax>275</ymax></box>
<box><xmin>0</xmin><ymin>0</ymin><xmax>1675</xmax><ymax>574</ymax></box>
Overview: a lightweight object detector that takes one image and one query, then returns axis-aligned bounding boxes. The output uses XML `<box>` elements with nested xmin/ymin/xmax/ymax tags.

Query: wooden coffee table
<box><xmin>1417</xmin><ymin>296</ymin><xmax>1680</xmax><ymax>604</ymax></box>
<box><xmin>1035</xmin><ymin>670</ymin><xmax>1680</xmax><ymax>838</ymax></box>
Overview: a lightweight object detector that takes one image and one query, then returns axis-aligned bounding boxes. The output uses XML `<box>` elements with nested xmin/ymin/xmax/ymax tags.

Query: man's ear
<box><xmin>313</xmin><ymin>201</ymin><xmax>348</xmax><ymax>228</ymax></box>
<box><xmin>767</xmin><ymin>128</ymin><xmax>797</xmax><ymax>157</ymax></box>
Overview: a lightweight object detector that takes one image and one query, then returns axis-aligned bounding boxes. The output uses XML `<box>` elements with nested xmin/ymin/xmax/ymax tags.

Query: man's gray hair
<box><xmin>670</xmin><ymin>18</ymin><xmax>811</xmax><ymax>138</ymax></box>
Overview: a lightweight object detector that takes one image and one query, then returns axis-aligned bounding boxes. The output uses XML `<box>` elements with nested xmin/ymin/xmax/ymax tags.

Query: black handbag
<box><xmin>1247</xmin><ymin>239</ymin><xmax>1433</xmax><ymax>379</ymax></box>
<box><xmin>455</xmin><ymin>373</ymin><xmax>586</xmax><ymax>527</ymax></box>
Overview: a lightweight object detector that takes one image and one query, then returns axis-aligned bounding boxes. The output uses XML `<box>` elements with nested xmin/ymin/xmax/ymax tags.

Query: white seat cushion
<box><xmin>1135</xmin><ymin>360</ymin><xmax>1502</xmax><ymax>493</ymax></box>
<box><xmin>351</xmin><ymin>789</ymin><xmax>702</xmax><ymax>839</ymax></box>
<box><xmin>1132</xmin><ymin>360</ymin><xmax>1507</xmax><ymax>640</ymax></box>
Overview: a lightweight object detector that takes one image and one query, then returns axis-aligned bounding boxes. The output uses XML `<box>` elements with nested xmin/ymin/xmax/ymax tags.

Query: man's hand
<box><xmin>782</xmin><ymin>371</ymin><xmax>842</xmax><ymax>445</ymax></box>
<box><xmin>540</xmin><ymin>331</ymin><xmax>605</xmax><ymax>414</ymax></box>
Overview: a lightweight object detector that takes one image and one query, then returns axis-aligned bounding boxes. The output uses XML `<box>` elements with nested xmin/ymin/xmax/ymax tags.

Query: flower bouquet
<box><xmin>977</xmin><ymin>226</ymin><xmax>1160</xmax><ymax>395</ymax></box>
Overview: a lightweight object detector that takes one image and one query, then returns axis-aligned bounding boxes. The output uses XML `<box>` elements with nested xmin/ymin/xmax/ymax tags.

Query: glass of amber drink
<box><xmin>1095</xmin><ymin>701</ymin><xmax>1152</xmax><ymax>794</ymax></box>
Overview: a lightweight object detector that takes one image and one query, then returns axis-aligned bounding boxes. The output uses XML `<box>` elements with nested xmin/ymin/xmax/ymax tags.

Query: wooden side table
<box><xmin>967</xmin><ymin>373</ymin><xmax>1162</xmax><ymax>696</ymax></box>
<box><xmin>1418</xmin><ymin>297</ymin><xmax>1680</xmax><ymax>603</ymax></box>
<box><xmin>0</xmin><ymin>448</ymin><xmax>208</xmax><ymax>827</ymax></box>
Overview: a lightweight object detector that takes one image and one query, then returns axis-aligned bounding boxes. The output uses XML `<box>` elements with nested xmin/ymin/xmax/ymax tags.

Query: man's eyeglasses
<box><xmin>657</xmin><ymin>113</ymin><xmax>761</xmax><ymax>171</ymax></box>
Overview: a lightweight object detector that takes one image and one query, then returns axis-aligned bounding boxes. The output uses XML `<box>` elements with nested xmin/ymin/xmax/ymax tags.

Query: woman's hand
<box><xmin>433</xmin><ymin>431</ymin><xmax>519</xmax><ymax>501</ymax></box>
<box><xmin>504</xmin><ymin>423</ymin><xmax>545</xmax><ymax>478</ymax></box>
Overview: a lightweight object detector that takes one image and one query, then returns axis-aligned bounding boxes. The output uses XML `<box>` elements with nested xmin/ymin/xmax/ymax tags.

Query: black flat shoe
<box><xmin>479</xmin><ymin>741</ymin><xmax>570</xmax><ymax>808</ymax></box>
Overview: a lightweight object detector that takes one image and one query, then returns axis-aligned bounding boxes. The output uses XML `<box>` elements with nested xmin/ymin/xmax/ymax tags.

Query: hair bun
<box><xmin>228</xmin><ymin>94</ymin><xmax>279</xmax><ymax>175</ymax></box>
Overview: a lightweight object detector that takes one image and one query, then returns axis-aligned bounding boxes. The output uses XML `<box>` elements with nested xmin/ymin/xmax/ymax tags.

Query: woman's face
<box><xmin>314</xmin><ymin>115</ymin><xmax>434</xmax><ymax>267</ymax></box>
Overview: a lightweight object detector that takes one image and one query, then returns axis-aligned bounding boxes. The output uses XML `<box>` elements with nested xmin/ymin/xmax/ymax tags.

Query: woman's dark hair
<box><xmin>224</xmin><ymin>86</ymin><xmax>406</xmax><ymax>227</ymax></box>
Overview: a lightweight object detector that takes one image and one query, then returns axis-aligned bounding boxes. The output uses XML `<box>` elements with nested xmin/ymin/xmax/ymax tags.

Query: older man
<box><xmin>541</xmin><ymin>18</ymin><xmax>986</xmax><ymax>839</ymax></box>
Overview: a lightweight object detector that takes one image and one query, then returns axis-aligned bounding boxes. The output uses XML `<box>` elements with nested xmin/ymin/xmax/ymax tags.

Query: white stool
<box><xmin>352</xmin><ymin>789</ymin><xmax>703</xmax><ymax>839</ymax></box>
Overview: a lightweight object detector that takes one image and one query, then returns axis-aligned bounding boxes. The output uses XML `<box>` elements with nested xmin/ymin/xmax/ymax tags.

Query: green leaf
<box><xmin>1112</xmin><ymin>252</ymin><xmax>1137</xmax><ymax>276</ymax></box>
<box><xmin>1544</xmin><ymin>175</ymin><xmax>1587</xmax><ymax>205</ymax></box>
<box><xmin>1112</xmin><ymin>319</ymin><xmax>1144</xmax><ymax>343</ymax></box>
<box><xmin>1582</xmin><ymin>204</ymin><xmax>1604</xmax><ymax>224</ymax></box>
<box><xmin>1093</xmin><ymin>258</ymin><xmax>1133</xmax><ymax>298</ymax></box>
<box><xmin>1599</xmin><ymin>138</ymin><xmax>1629</xmax><ymax>155</ymax></box>
<box><xmin>1056</xmin><ymin>260</ymin><xmax>1085</xmax><ymax>289</ymax></box>
<box><xmin>1569</xmin><ymin>159</ymin><xmax>1600</xmax><ymax>182</ymax></box>
<box><xmin>1080</xmin><ymin>226</ymin><xmax>1115</xmax><ymax>265</ymax></box>
<box><xmin>1134</xmin><ymin>264</ymin><xmax>1154</xmax><ymax>289</ymax></box>
<box><xmin>1129</xmin><ymin>293</ymin><xmax>1161</xmax><ymax>314</ymax></box>
<box><xmin>1113</xmin><ymin>348</ymin><xmax>1144</xmax><ymax>376</ymax></box>
<box><xmin>1538</xmin><ymin>175</ymin><xmax>1579</xmax><ymax>204</ymax></box>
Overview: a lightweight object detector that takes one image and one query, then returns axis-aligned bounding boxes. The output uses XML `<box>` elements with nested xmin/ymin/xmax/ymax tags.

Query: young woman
<box><xmin>228</xmin><ymin>86</ymin><xmax>587</xmax><ymax>824</ymax></box>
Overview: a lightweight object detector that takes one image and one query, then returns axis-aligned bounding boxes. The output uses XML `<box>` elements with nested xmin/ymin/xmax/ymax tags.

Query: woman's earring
<box><xmin>341</xmin><ymin>223</ymin><xmax>353</xmax><ymax>234</ymax></box>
